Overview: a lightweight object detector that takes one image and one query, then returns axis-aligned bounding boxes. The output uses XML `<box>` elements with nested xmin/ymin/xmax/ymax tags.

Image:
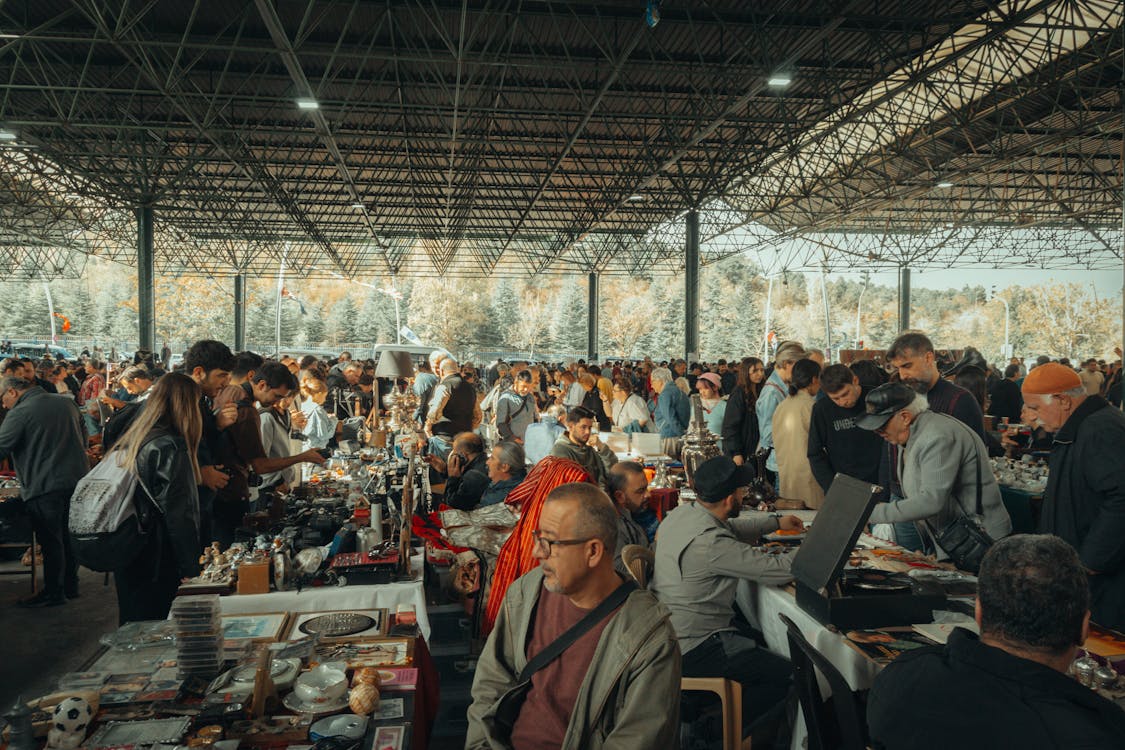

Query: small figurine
<box><xmin>47</xmin><ymin>697</ymin><xmax>93</xmax><ymax>750</ymax></box>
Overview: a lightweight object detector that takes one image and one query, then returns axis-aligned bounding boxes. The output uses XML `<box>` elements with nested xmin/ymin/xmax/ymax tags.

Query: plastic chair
<box><xmin>681</xmin><ymin>676</ymin><xmax>744</xmax><ymax>750</ymax></box>
<box><xmin>620</xmin><ymin>544</ymin><xmax>654</xmax><ymax>588</ymax></box>
<box><xmin>779</xmin><ymin>613</ymin><xmax>867</xmax><ymax>750</ymax></box>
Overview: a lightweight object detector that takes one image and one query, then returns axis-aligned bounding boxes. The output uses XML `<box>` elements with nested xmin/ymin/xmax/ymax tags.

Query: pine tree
<box><xmin>328</xmin><ymin>294</ymin><xmax>359</xmax><ymax>346</ymax></box>
<box><xmin>486</xmin><ymin>278</ymin><xmax>520</xmax><ymax>349</ymax></box>
<box><xmin>548</xmin><ymin>276</ymin><xmax>587</xmax><ymax>355</ymax></box>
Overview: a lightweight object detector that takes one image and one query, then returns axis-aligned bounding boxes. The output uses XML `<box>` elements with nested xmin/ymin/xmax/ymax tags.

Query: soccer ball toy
<box><xmin>47</xmin><ymin>696</ymin><xmax>93</xmax><ymax>749</ymax></box>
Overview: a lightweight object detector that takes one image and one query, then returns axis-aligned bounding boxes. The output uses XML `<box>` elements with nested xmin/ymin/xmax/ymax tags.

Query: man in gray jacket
<box><xmin>0</xmin><ymin>376</ymin><xmax>89</xmax><ymax>607</ymax></box>
<box><xmin>859</xmin><ymin>382</ymin><xmax>1012</xmax><ymax>553</ymax></box>
<box><xmin>653</xmin><ymin>455</ymin><xmax>804</xmax><ymax>746</ymax></box>
<box><xmin>466</xmin><ymin>482</ymin><xmax>680</xmax><ymax>749</ymax></box>
<box><xmin>494</xmin><ymin>370</ymin><xmax>538</xmax><ymax>443</ymax></box>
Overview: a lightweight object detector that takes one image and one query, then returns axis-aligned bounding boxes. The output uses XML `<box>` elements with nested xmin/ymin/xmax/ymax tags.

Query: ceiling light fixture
<box><xmin>626</xmin><ymin>194</ymin><xmax>644</xmax><ymax>201</ymax></box>
<box><xmin>0</xmin><ymin>129</ymin><xmax>17</xmax><ymax>141</ymax></box>
<box><xmin>767</xmin><ymin>75</ymin><xmax>792</xmax><ymax>88</ymax></box>
<box><xmin>351</xmin><ymin>202</ymin><xmax>365</xmax><ymax>209</ymax></box>
<box><xmin>296</xmin><ymin>98</ymin><xmax>319</xmax><ymax>110</ymax></box>
<box><xmin>936</xmin><ymin>181</ymin><xmax>954</xmax><ymax>188</ymax></box>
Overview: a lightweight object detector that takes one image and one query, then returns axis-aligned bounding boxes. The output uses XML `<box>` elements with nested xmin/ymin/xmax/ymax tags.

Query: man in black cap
<box><xmin>858</xmin><ymin>382</ymin><xmax>1011</xmax><ymax>555</ymax></box>
<box><xmin>652</xmin><ymin>455</ymin><xmax>803</xmax><ymax>746</ymax></box>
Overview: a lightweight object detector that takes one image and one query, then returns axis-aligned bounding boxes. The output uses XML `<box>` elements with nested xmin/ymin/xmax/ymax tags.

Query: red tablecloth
<box><xmin>409</xmin><ymin>637</ymin><xmax>440</xmax><ymax>750</ymax></box>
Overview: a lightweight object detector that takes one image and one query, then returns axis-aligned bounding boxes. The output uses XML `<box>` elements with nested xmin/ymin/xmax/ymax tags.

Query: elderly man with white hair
<box><xmin>425</xmin><ymin>356</ymin><xmax>482</xmax><ymax>459</ymax></box>
<box><xmin>651</xmin><ymin>366</ymin><xmax>689</xmax><ymax>459</ymax></box>
<box><xmin>858</xmin><ymin>382</ymin><xmax>1011</xmax><ymax>568</ymax></box>
<box><xmin>1021</xmin><ymin>362</ymin><xmax>1125</xmax><ymax>630</ymax></box>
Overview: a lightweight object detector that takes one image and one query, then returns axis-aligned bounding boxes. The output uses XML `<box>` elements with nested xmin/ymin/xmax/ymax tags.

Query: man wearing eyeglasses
<box><xmin>652</xmin><ymin>454</ymin><xmax>802</xmax><ymax>748</ymax></box>
<box><xmin>466</xmin><ymin>482</ymin><xmax>680</xmax><ymax>750</ymax></box>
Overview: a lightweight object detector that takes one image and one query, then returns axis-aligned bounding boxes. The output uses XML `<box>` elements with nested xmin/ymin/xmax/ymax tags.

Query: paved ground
<box><xmin>0</xmin><ymin>562</ymin><xmax>119</xmax><ymax>709</ymax></box>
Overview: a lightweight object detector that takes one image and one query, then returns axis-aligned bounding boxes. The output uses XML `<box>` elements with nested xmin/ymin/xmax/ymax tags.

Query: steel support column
<box><xmin>136</xmin><ymin>206</ymin><xmax>155</xmax><ymax>352</ymax></box>
<box><xmin>234</xmin><ymin>273</ymin><xmax>247</xmax><ymax>351</ymax></box>
<box><xmin>587</xmin><ymin>272</ymin><xmax>599</xmax><ymax>362</ymax></box>
<box><xmin>685</xmin><ymin>209</ymin><xmax>700</xmax><ymax>359</ymax></box>
<box><xmin>898</xmin><ymin>265</ymin><xmax>911</xmax><ymax>332</ymax></box>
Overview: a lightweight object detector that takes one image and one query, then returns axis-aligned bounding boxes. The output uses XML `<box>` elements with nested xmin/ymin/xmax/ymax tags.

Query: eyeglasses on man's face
<box><xmin>531</xmin><ymin>529</ymin><xmax>592</xmax><ymax>557</ymax></box>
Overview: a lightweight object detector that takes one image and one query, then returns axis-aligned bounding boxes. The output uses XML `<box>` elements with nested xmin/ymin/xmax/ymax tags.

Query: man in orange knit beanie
<box><xmin>1022</xmin><ymin>361</ymin><xmax>1125</xmax><ymax>629</ymax></box>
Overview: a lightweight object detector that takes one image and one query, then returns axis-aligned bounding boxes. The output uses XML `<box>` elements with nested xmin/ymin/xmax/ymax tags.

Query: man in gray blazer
<box><xmin>858</xmin><ymin>382</ymin><xmax>1012</xmax><ymax>556</ymax></box>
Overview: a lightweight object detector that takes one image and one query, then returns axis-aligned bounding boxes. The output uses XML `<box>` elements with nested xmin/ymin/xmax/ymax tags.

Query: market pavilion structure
<box><xmin>0</xmin><ymin>0</ymin><xmax>1122</xmax><ymax>357</ymax></box>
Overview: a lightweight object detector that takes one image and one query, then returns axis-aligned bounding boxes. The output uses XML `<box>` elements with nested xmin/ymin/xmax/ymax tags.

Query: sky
<box><xmin>823</xmin><ymin>267</ymin><xmax>1122</xmax><ymax>299</ymax></box>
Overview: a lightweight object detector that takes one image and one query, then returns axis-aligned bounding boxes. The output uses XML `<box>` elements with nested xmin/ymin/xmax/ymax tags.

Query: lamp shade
<box><xmin>375</xmin><ymin>350</ymin><xmax>416</xmax><ymax>378</ymax></box>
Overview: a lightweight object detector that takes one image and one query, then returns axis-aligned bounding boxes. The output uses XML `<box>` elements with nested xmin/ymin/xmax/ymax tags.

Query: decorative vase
<box><xmin>353</xmin><ymin>667</ymin><xmax>381</xmax><ymax>687</ymax></box>
<box><xmin>747</xmin><ymin>448</ymin><xmax>777</xmax><ymax>507</ymax></box>
<box><xmin>348</xmin><ymin>683</ymin><xmax>380</xmax><ymax>715</ymax></box>
<box><xmin>681</xmin><ymin>394</ymin><xmax>722</xmax><ymax>490</ymax></box>
<box><xmin>3</xmin><ymin>697</ymin><xmax>34</xmax><ymax>750</ymax></box>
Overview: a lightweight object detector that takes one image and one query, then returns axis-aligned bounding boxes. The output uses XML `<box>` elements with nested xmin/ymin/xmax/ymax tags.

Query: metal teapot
<box><xmin>681</xmin><ymin>394</ymin><xmax>722</xmax><ymax>490</ymax></box>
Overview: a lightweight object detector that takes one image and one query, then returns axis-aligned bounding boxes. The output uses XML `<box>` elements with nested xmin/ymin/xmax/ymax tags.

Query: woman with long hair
<box><xmin>720</xmin><ymin>357</ymin><xmax>765</xmax><ymax>466</ymax></box>
<box><xmin>109</xmin><ymin>372</ymin><xmax>203</xmax><ymax>624</ymax></box>
<box><xmin>772</xmin><ymin>358</ymin><xmax>824</xmax><ymax>508</ymax></box>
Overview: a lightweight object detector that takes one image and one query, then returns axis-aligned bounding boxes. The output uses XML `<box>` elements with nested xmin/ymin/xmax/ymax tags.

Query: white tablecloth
<box><xmin>735</xmin><ymin>508</ymin><xmax>879</xmax><ymax>689</ymax></box>
<box><xmin>736</xmin><ymin>580</ymin><xmax>882</xmax><ymax>692</ymax></box>
<box><xmin>218</xmin><ymin>554</ymin><xmax>431</xmax><ymax>641</ymax></box>
<box><xmin>735</xmin><ymin>510</ymin><xmax>883</xmax><ymax>749</ymax></box>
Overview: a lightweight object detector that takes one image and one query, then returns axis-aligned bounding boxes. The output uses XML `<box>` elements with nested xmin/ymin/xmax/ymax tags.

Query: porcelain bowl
<box><xmin>293</xmin><ymin>665</ymin><xmax>348</xmax><ymax>705</ymax></box>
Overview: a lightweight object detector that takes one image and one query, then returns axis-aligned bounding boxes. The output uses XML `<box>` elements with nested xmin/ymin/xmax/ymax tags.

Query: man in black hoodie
<box><xmin>807</xmin><ymin>364</ymin><xmax>882</xmax><ymax>493</ymax></box>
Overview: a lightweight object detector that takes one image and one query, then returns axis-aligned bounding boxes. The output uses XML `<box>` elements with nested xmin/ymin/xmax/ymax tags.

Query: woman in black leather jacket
<box><xmin>721</xmin><ymin>357</ymin><xmax>765</xmax><ymax>466</ymax></box>
<box><xmin>106</xmin><ymin>372</ymin><xmax>203</xmax><ymax>624</ymax></box>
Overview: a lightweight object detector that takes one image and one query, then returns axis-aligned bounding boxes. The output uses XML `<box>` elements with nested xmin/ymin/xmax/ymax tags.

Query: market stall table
<box><xmin>734</xmin><ymin>509</ymin><xmax>968</xmax><ymax>749</ymax></box>
<box><xmin>217</xmin><ymin>553</ymin><xmax>431</xmax><ymax>642</ymax></box>
<box><xmin>30</xmin><ymin>609</ymin><xmax>439</xmax><ymax>750</ymax></box>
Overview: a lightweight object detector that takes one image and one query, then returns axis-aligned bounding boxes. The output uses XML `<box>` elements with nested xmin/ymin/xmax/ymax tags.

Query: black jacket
<box><xmin>581</xmin><ymin>388</ymin><xmax>611</xmax><ymax>431</ymax></box>
<box><xmin>989</xmin><ymin>378</ymin><xmax>1023</xmax><ymax>422</ymax></box>
<box><xmin>0</xmin><ymin>387</ymin><xmax>88</xmax><ymax>501</ymax></box>
<box><xmin>720</xmin><ymin>386</ymin><xmax>759</xmax><ymax>461</ymax></box>
<box><xmin>868</xmin><ymin>629</ymin><xmax>1125</xmax><ymax>750</ymax></box>
<box><xmin>1039</xmin><ymin>396</ymin><xmax>1125</xmax><ymax>630</ymax></box>
<box><xmin>807</xmin><ymin>387</ymin><xmax>882</xmax><ymax>492</ymax></box>
<box><xmin>720</xmin><ymin>370</ymin><xmax>737</xmax><ymax>396</ymax></box>
<box><xmin>432</xmin><ymin>374</ymin><xmax>477</xmax><ymax>437</ymax></box>
<box><xmin>136</xmin><ymin>430</ymin><xmax>201</xmax><ymax>578</ymax></box>
<box><xmin>443</xmin><ymin>452</ymin><xmax>490</xmax><ymax>511</ymax></box>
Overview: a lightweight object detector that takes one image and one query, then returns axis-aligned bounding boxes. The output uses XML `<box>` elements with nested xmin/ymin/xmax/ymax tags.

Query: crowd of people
<box><xmin>0</xmin><ymin>333</ymin><xmax>1122</xmax><ymax>748</ymax></box>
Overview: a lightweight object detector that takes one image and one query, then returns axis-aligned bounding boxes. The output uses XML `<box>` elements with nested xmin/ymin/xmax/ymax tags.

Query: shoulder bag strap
<box><xmin>973</xmin><ymin>439</ymin><xmax>983</xmax><ymax>516</ymax></box>
<box><xmin>517</xmin><ymin>580</ymin><xmax>637</xmax><ymax>682</ymax></box>
<box><xmin>506</xmin><ymin>394</ymin><xmax>528</xmax><ymax>424</ymax></box>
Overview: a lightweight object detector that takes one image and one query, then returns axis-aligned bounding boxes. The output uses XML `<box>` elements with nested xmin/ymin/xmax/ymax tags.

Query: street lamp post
<box><xmin>990</xmin><ymin>286</ymin><xmax>1010</xmax><ymax>359</ymax></box>
<box><xmin>378</xmin><ymin>282</ymin><xmax>404</xmax><ymax>344</ymax></box>
<box><xmin>762</xmin><ymin>275</ymin><xmax>774</xmax><ymax>360</ymax></box>
<box><xmin>40</xmin><ymin>272</ymin><xmax>57</xmax><ymax>344</ymax></box>
<box><xmin>855</xmin><ymin>271</ymin><xmax>869</xmax><ymax>348</ymax></box>
<box><xmin>821</xmin><ymin>267</ymin><xmax>832</xmax><ymax>361</ymax></box>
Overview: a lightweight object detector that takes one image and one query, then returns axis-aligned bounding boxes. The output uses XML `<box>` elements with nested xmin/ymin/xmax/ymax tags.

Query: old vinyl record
<box><xmin>299</xmin><ymin>612</ymin><xmax>376</xmax><ymax>637</ymax></box>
